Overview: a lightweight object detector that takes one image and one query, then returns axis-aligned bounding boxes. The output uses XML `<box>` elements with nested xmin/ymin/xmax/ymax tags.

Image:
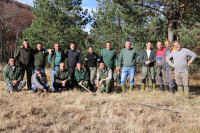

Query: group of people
<box><xmin>3</xmin><ymin>39</ymin><xmax>197</xmax><ymax>98</ymax></box>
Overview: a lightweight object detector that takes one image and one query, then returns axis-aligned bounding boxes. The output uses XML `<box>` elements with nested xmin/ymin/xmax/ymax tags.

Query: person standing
<box><xmin>163</xmin><ymin>40</ymin><xmax>177</xmax><ymax>94</ymax></box>
<box><xmin>48</xmin><ymin>42</ymin><xmax>66</xmax><ymax>92</ymax></box>
<box><xmin>15</xmin><ymin>40</ymin><xmax>34</xmax><ymax>90</ymax></box>
<box><xmin>166</xmin><ymin>41</ymin><xmax>196</xmax><ymax>98</ymax></box>
<box><xmin>3</xmin><ymin>58</ymin><xmax>26</xmax><ymax>93</ymax></box>
<box><xmin>100</xmin><ymin>42</ymin><xmax>118</xmax><ymax>70</ymax></box>
<box><xmin>96</xmin><ymin>62</ymin><xmax>113</xmax><ymax>93</ymax></box>
<box><xmin>65</xmin><ymin>42</ymin><xmax>83</xmax><ymax>74</ymax></box>
<box><xmin>84</xmin><ymin>46</ymin><xmax>100</xmax><ymax>91</ymax></box>
<box><xmin>156</xmin><ymin>41</ymin><xmax>167</xmax><ymax>91</ymax></box>
<box><xmin>33</xmin><ymin>43</ymin><xmax>49</xmax><ymax>73</ymax></box>
<box><xmin>116</xmin><ymin>41</ymin><xmax>140</xmax><ymax>92</ymax></box>
<box><xmin>140</xmin><ymin>42</ymin><xmax>156</xmax><ymax>90</ymax></box>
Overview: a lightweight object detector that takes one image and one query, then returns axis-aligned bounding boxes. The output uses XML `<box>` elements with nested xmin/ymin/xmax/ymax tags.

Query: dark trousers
<box><xmin>53</xmin><ymin>80</ymin><xmax>74</xmax><ymax>91</ymax></box>
<box><xmin>21</xmin><ymin>66</ymin><xmax>32</xmax><ymax>90</ymax></box>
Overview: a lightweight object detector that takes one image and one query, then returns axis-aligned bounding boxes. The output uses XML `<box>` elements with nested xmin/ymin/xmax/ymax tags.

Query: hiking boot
<box><xmin>152</xmin><ymin>83</ymin><xmax>156</xmax><ymax>90</ymax></box>
<box><xmin>141</xmin><ymin>83</ymin><xmax>145</xmax><ymax>90</ymax></box>
<box><xmin>121</xmin><ymin>85</ymin><xmax>126</xmax><ymax>93</ymax></box>
<box><xmin>129</xmin><ymin>85</ymin><xmax>134</xmax><ymax>91</ymax></box>
<box><xmin>160</xmin><ymin>85</ymin><xmax>164</xmax><ymax>92</ymax></box>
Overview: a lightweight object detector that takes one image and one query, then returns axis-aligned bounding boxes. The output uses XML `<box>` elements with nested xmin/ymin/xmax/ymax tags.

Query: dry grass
<box><xmin>0</xmin><ymin>69</ymin><xmax>200</xmax><ymax>133</ymax></box>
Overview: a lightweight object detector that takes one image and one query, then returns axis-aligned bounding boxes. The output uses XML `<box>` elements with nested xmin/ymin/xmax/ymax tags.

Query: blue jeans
<box><xmin>121</xmin><ymin>67</ymin><xmax>135</xmax><ymax>85</ymax></box>
<box><xmin>51</xmin><ymin>66</ymin><xmax>60</xmax><ymax>92</ymax></box>
<box><xmin>33</xmin><ymin>67</ymin><xmax>45</xmax><ymax>73</ymax></box>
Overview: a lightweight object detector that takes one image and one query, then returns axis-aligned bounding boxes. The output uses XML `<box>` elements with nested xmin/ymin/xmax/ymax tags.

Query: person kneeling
<box><xmin>3</xmin><ymin>58</ymin><xmax>26</xmax><ymax>93</ymax></box>
<box><xmin>32</xmin><ymin>67</ymin><xmax>49</xmax><ymax>93</ymax></box>
<box><xmin>75</xmin><ymin>62</ymin><xmax>89</xmax><ymax>91</ymax></box>
<box><xmin>53</xmin><ymin>63</ymin><xmax>73</xmax><ymax>92</ymax></box>
<box><xmin>96</xmin><ymin>62</ymin><xmax>113</xmax><ymax>93</ymax></box>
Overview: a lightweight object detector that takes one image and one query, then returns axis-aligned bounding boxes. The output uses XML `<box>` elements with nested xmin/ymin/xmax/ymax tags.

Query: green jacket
<box><xmin>119</xmin><ymin>48</ymin><xmax>140</xmax><ymax>67</ymax></box>
<box><xmin>54</xmin><ymin>69</ymin><xmax>71</xmax><ymax>83</ymax></box>
<box><xmin>15</xmin><ymin>46</ymin><xmax>34</xmax><ymax>67</ymax></box>
<box><xmin>34</xmin><ymin>49</ymin><xmax>48</xmax><ymax>68</ymax></box>
<box><xmin>99</xmin><ymin>68</ymin><xmax>110</xmax><ymax>80</ymax></box>
<box><xmin>75</xmin><ymin>68</ymin><xmax>89</xmax><ymax>83</ymax></box>
<box><xmin>48</xmin><ymin>48</ymin><xmax>66</xmax><ymax>70</ymax></box>
<box><xmin>3</xmin><ymin>65</ymin><xmax>23</xmax><ymax>84</ymax></box>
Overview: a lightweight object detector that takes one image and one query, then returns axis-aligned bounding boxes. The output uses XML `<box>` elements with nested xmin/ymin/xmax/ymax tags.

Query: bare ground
<box><xmin>0</xmin><ymin>69</ymin><xmax>200</xmax><ymax>133</ymax></box>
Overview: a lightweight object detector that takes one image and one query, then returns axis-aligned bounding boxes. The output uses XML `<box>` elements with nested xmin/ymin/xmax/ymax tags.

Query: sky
<box><xmin>16</xmin><ymin>0</ymin><xmax>98</xmax><ymax>33</ymax></box>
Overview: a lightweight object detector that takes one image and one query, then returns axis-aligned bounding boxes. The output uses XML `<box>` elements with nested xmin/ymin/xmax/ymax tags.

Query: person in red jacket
<box><xmin>156</xmin><ymin>41</ymin><xmax>168</xmax><ymax>91</ymax></box>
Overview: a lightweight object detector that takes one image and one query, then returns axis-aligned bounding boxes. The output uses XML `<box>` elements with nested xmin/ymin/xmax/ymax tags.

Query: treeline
<box><xmin>0</xmin><ymin>0</ymin><xmax>200</xmax><ymax>67</ymax></box>
<box><xmin>0</xmin><ymin>0</ymin><xmax>34</xmax><ymax>65</ymax></box>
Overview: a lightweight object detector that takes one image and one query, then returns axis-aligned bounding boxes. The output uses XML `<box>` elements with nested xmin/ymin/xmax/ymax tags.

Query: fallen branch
<box><xmin>137</xmin><ymin>103</ymin><xmax>187</xmax><ymax>113</ymax></box>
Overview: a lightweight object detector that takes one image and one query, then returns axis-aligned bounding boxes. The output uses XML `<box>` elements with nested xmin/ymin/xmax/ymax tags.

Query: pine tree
<box><xmin>23</xmin><ymin>0</ymin><xmax>91</xmax><ymax>49</ymax></box>
<box><xmin>115</xmin><ymin>0</ymin><xmax>200</xmax><ymax>42</ymax></box>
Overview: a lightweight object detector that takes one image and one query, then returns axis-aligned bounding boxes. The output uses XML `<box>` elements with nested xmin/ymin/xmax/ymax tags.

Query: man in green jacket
<box><xmin>48</xmin><ymin>42</ymin><xmax>66</xmax><ymax>92</ymax></box>
<box><xmin>100</xmin><ymin>42</ymin><xmax>118</xmax><ymax>70</ymax></box>
<box><xmin>116</xmin><ymin>41</ymin><xmax>140</xmax><ymax>92</ymax></box>
<box><xmin>3</xmin><ymin>58</ymin><xmax>26</xmax><ymax>93</ymax></box>
<box><xmin>33</xmin><ymin>43</ymin><xmax>49</xmax><ymax>73</ymax></box>
<box><xmin>15</xmin><ymin>40</ymin><xmax>34</xmax><ymax>90</ymax></box>
<box><xmin>96</xmin><ymin>62</ymin><xmax>113</xmax><ymax>93</ymax></box>
<box><xmin>53</xmin><ymin>63</ymin><xmax>73</xmax><ymax>92</ymax></box>
<box><xmin>75</xmin><ymin>62</ymin><xmax>89</xmax><ymax>89</ymax></box>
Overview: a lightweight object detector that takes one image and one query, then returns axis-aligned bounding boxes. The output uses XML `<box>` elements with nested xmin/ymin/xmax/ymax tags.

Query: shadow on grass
<box><xmin>190</xmin><ymin>86</ymin><xmax>200</xmax><ymax>95</ymax></box>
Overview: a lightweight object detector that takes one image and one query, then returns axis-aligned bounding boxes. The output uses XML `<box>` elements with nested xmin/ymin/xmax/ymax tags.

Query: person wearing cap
<box><xmin>53</xmin><ymin>62</ymin><xmax>74</xmax><ymax>92</ymax></box>
<box><xmin>84</xmin><ymin>46</ymin><xmax>100</xmax><ymax>91</ymax></box>
<box><xmin>140</xmin><ymin>42</ymin><xmax>156</xmax><ymax>90</ymax></box>
<box><xmin>14</xmin><ymin>40</ymin><xmax>34</xmax><ymax>90</ymax></box>
<box><xmin>75</xmin><ymin>62</ymin><xmax>89</xmax><ymax>90</ymax></box>
<box><xmin>33</xmin><ymin>43</ymin><xmax>50</xmax><ymax>73</ymax></box>
<box><xmin>3</xmin><ymin>58</ymin><xmax>26</xmax><ymax>93</ymax></box>
<box><xmin>116</xmin><ymin>41</ymin><xmax>140</xmax><ymax>92</ymax></box>
<box><xmin>166</xmin><ymin>41</ymin><xmax>197</xmax><ymax>98</ymax></box>
<box><xmin>48</xmin><ymin>42</ymin><xmax>66</xmax><ymax>92</ymax></box>
<box><xmin>32</xmin><ymin>67</ymin><xmax>50</xmax><ymax>93</ymax></box>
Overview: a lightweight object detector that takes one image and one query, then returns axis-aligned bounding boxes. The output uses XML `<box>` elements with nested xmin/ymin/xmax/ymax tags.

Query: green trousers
<box><xmin>100</xmin><ymin>80</ymin><xmax>113</xmax><ymax>93</ymax></box>
<box><xmin>142</xmin><ymin>66</ymin><xmax>155</xmax><ymax>80</ymax></box>
<box><xmin>88</xmin><ymin>67</ymin><xmax>97</xmax><ymax>85</ymax></box>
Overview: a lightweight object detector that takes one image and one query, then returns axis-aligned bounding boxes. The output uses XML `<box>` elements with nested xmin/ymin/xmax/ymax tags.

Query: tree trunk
<box><xmin>0</xmin><ymin>22</ymin><xmax>3</xmax><ymax>66</ymax></box>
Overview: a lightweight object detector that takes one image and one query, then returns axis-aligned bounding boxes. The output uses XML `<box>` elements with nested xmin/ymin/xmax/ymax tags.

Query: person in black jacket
<box><xmin>140</xmin><ymin>42</ymin><xmax>156</xmax><ymax>90</ymax></box>
<box><xmin>84</xmin><ymin>46</ymin><xmax>100</xmax><ymax>91</ymax></box>
<box><xmin>65</xmin><ymin>42</ymin><xmax>83</xmax><ymax>74</ymax></box>
<box><xmin>15</xmin><ymin>40</ymin><xmax>34</xmax><ymax>90</ymax></box>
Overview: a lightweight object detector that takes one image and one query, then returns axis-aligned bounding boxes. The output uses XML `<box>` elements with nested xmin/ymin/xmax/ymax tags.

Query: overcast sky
<box><xmin>16</xmin><ymin>0</ymin><xmax>98</xmax><ymax>33</ymax></box>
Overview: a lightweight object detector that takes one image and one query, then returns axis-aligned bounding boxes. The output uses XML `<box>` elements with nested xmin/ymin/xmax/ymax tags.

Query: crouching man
<box><xmin>75</xmin><ymin>62</ymin><xmax>89</xmax><ymax>90</ymax></box>
<box><xmin>3</xmin><ymin>58</ymin><xmax>26</xmax><ymax>93</ymax></box>
<box><xmin>32</xmin><ymin>67</ymin><xmax>50</xmax><ymax>93</ymax></box>
<box><xmin>53</xmin><ymin>62</ymin><xmax>73</xmax><ymax>92</ymax></box>
<box><xmin>96</xmin><ymin>62</ymin><xmax>113</xmax><ymax>93</ymax></box>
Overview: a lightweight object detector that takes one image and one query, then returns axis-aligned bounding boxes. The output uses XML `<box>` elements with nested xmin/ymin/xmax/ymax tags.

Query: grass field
<box><xmin>0</xmin><ymin>68</ymin><xmax>200</xmax><ymax>132</ymax></box>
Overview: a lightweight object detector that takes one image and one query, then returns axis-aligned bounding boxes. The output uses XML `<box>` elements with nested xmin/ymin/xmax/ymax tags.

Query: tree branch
<box><xmin>136</xmin><ymin>3</ymin><xmax>167</xmax><ymax>17</ymax></box>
